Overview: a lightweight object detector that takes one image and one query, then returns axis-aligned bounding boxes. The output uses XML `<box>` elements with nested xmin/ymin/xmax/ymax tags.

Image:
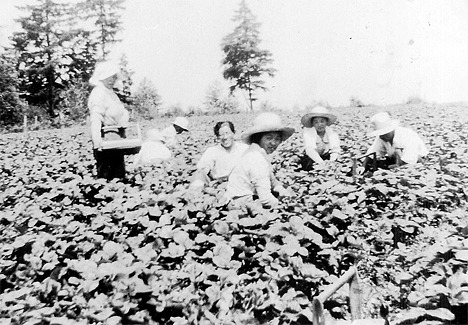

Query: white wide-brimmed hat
<box><xmin>241</xmin><ymin>112</ymin><xmax>295</xmax><ymax>144</ymax></box>
<box><xmin>146</xmin><ymin>128</ymin><xmax>164</xmax><ymax>141</ymax></box>
<box><xmin>173</xmin><ymin>116</ymin><xmax>189</xmax><ymax>131</ymax></box>
<box><xmin>301</xmin><ymin>106</ymin><xmax>337</xmax><ymax>127</ymax></box>
<box><xmin>367</xmin><ymin>112</ymin><xmax>400</xmax><ymax>137</ymax></box>
<box><xmin>89</xmin><ymin>61</ymin><xmax>121</xmax><ymax>86</ymax></box>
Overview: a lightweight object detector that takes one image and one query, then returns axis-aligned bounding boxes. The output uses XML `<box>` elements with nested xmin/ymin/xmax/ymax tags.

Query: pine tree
<box><xmin>133</xmin><ymin>78</ymin><xmax>161</xmax><ymax>120</ymax></box>
<box><xmin>0</xmin><ymin>54</ymin><xmax>26</xmax><ymax>126</ymax></box>
<box><xmin>221</xmin><ymin>0</ymin><xmax>275</xmax><ymax>111</ymax></box>
<box><xmin>79</xmin><ymin>0</ymin><xmax>125</xmax><ymax>60</ymax></box>
<box><xmin>115</xmin><ymin>54</ymin><xmax>134</xmax><ymax>104</ymax></box>
<box><xmin>11</xmin><ymin>0</ymin><xmax>96</xmax><ymax>117</ymax></box>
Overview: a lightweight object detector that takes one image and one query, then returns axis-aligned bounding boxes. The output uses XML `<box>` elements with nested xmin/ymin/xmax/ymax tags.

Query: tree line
<box><xmin>0</xmin><ymin>0</ymin><xmax>275</xmax><ymax>129</ymax></box>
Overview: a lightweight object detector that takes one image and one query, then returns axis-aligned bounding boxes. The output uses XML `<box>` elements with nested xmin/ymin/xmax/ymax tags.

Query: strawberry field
<box><xmin>1</xmin><ymin>103</ymin><xmax>468</xmax><ymax>325</ymax></box>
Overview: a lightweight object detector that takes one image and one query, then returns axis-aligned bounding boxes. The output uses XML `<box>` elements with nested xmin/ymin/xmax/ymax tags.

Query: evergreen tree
<box><xmin>11</xmin><ymin>0</ymin><xmax>96</xmax><ymax>117</ymax></box>
<box><xmin>0</xmin><ymin>54</ymin><xmax>26</xmax><ymax>126</ymax></box>
<box><xmin>133</xmin><ymin>78</ymin><xmax>161</xmax><ymax>120</ymax></box>
<box><xmin>79</xmin><ymin>0</ymin><xmax>125</xmax><ymax>60</ymax></box>
<box><xmin>204</xmin><ymin>80</ymin><xmax>238</xmax><ymax>113</ymax></box>
<box><xmin>115</xmin><ymin>54</ymin><xmax>134</xmax><ymax>104</ymax></box>
<box><xmin>221</xmin><ymin>0</ymin><xmax>275</xmax><ymax>111</ymax></box>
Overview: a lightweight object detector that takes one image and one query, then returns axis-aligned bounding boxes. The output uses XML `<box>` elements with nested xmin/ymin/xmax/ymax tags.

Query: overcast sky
<box><xmin>1</xmin><ymin>0</ymin><xmax>468</xmax><ymax>110</ymax></box>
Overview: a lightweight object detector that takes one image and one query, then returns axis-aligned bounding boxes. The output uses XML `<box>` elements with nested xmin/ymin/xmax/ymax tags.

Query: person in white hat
<box><xmin>160</xmin><ymin>116</ymin><xmax>189</xmax><ymax>147</ymax></box>
<box><xmin>224</xmin><ymin>112</ymin><xmax>295</xmax><ymax>209</ymax></box>
<box><xmin>88</xmin><ymin>61</ymin><xmax>129</xmax><ymax>179</ymax></box>
<box><xmin>132</xmin><ymin>128</ymin><xmax>171</xmax><ymax>166</ymax></box>
<box><xmin>299</xmin><ymin>106</ymin><xmax>341</xmax><ymax>170</ymax></box>
<box><xmin>363</xmin><ymin>111</ymin><xmax>429</xmax><ymax>171</ymax></box>
<box><xmin>190</xmin><ymin>121</ymin><xmax>248</xmax><ymax>189</ymax></box>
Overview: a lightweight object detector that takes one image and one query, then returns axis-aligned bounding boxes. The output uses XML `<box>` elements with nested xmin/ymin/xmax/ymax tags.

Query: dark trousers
<box><xmin>299</xmin><ymin>152</ymin><xmax>331</xmax><ymax>171</ymax></box>
<box><xmin>93</xmin><ymin>149</ymin><xmax>126</xmax><ymax>180</ymax></box>
<box><xmin>363</xmin><ymin>156</ymin><xmax>397</xmax><ymax>172</ymax></box>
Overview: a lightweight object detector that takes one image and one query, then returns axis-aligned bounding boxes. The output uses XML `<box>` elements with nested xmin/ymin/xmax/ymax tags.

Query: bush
<box><xmin>349</xmin><ymin>96</ymin><xmax>366</xmax><ymax>108</ymax></box>
<box><xmin>204</xmin><ymin>81</ymin><xmax>239</xmax><ymax>114</ymax></box>
<box><xmin>161</xmin><ymin>104</ymin><xmax>186</xmax><ymax>118</ymax></box>
<box><xmin>57</xmin><ymin>80</ymin><xmax>91</xmax><ymax>122</ymax></box>
<box><xmin>0</xmin><ymin>56</ymin><xmax>27</xmax><ymax>126</ymax></box>
<box><xmin>406</xmin><ymin>96</ymin><xmax>424</xmax><ymax>105</ymax></box>
<box><xmin>132</xmin><ymin>78</ymin><xmax>162</xmax><ymax>120</ymax></box>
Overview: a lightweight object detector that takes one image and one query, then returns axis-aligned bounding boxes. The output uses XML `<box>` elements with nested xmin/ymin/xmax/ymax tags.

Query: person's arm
<box><xmin>388</xmin><ymin>151</ymin><xmax>404</xmax><ymax>169</ymax></box>
<box><xmin>161</xmin><ymin>127</ymin><xmax>176</xmax><ymax>147</ymax></box>
<box><xmin>190</xmin><ymin>148</ymin><xmax>215</xmax><ymax>188</ymax></box>
<box><xmin>363</xmin><ymin>137</ymin><xmax>383</xmax><ymax>170</ymax></box>
<box><xmin>303</xmin><ymin>129</ymin><xmax>324</xmax><ymax>164</ymax></box>
<box><xmin>250</xmin><ymin>154</ymin><xmax>279</xmax><ymax>208</ymax></box>
<box><xmin>305</xmin><ymin>147</ymin><xmax>324</xmax><ymax>164</ymax></box>
<box><xmin>88</xmin><ymin>88</ymin><xmax>106</xmax><ymax>149</ymax></box>
<box><xmin>90</xmin><ymin>113</ymin><xmax>103</xmax><ymax>149</ymax></box>
<box><xmin>398</xmin><ymin>134</ymin><xmax>425</xmax><ymax>165</ymax></box>
<box><xmin>328</xmin><ymin>130</ymin><xmax>341</xmax><ymax>161</ymax></box>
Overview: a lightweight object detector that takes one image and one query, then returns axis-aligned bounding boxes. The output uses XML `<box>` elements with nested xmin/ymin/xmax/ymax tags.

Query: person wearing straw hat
<box><xmin>160</xmin><ymin>116</ymin><xmax>189</xmax><ymax>147</ymax></box>
<box><xmin>132</xmin><ymin>128</ymin><xmax>171</xmax><ymax>166</ymax></box>
<box><xmin>224</xmin><ymin>112</ymin><xmax>295</xmax><ymax>209</ymax></box>
<box><xmin>299</xmin><ymin>105</ymin><xmax>341</xmax><ymax>171</ymax></box>
<box><xmin>363</xmin><ymin>111</ymin><xmax>429</xmax><ymax>171</ymax></box>
<box><xmin>88</xmin><ymin>61</ymin><xmax>129</xmax><ymax>179</ymax></box>
<box><xmin>189</xmin><ymin>121</ymin><xmax>248</xmax><ymax>189</ymax></box>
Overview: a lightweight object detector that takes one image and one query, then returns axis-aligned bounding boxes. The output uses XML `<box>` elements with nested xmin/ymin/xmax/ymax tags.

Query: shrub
<box><xmin>57</xmin><ymin>80</ymin><xmax>91</xmax><ymax>122</ymax></box>
<box><xmin>132</xmin><ymin>78</ymin><xmax>162</xmax><ymax>120</ymax></box>
<box><xmin>349</xmin><ymin>96</ymin><xmax>366</xmax><ymax>107</ymax></box>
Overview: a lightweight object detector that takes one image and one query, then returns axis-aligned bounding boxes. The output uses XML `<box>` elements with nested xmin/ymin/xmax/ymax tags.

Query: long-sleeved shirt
<box><xmin>133</xmin><ymin>141</ymin><xmax>171</xmax><ymax>165</ymax></box>
<box><xmin>88</xmin><ymin>83</ymin><xmax>129</xmax><ymax>148</ymax></box>
<box><xmin>366</xmin><ymin>126</ymin><xmax>429</xmax><ymax>164</ymax></box>
<box><xmin>196</xmin><ymin>142</ymin><xmax>249</xmax><ymax>180</ymax></box>
<box><xmin>160</xmin><ymin>125</ymin><xmax>177</xmax><ymax>147</ymax></box>
<box><xmin>303</xmin><ymin>126</ymin><xmax>340</xmax><ymax>157</ymax></box>
<box><xmin>225</xmin><ymin>143</ymin><xmax>281</xmax><ymax>208</ymax></box>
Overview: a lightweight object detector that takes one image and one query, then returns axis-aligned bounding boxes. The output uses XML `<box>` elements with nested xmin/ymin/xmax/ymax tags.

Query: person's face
<box><xmin>102</xmin><ymin>74</ymin><xmax>118</xmax><ymax>89</ymax></box>
<box><xmin>379</xmin><ymin>130</ymin><xmax>394</xmax><ymax>143</ymax></box>
<box><xmin>217</xmin><ymin>124</ymin><xmax>234</xmax><ymax>149</ymax></box>
<box><xmin>259</xmin><ymin>131</ymin><xmax>282</xmax><ymax>154</ymax></box>
<box><xmin>312</xmin><ymin>117</ymin><xmax>328</xmax><ymax>133</ymax></box>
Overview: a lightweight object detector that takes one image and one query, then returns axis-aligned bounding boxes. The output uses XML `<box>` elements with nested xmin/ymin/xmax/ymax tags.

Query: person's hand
<box><xmin>93</xmin><ymin>139</ymin><xmax>103</xmax><ymax>151</ymax></box>
<box><xmin>274</xmin><ymin>186</ymin><xmax>292</xmax><ymax>198</ymax></box>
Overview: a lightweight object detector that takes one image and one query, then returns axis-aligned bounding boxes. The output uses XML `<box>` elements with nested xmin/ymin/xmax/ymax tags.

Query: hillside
<box><xmin>1</xmin><ymin>103</ymin><xmax>467</xmax><ymax>324</ymax></box>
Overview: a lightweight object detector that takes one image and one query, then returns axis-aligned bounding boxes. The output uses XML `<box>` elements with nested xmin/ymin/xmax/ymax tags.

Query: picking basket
<box><xmin>100</xmin><ymin>123</ymin><xmax>142</xmax><ymax>155</ymax></box>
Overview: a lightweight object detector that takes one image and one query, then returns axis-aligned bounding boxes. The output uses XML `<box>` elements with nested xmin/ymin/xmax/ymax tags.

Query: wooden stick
<box><xmin>349</xmin><ymin>270</ymin><xmax>362</xmax><ymax>320</ymax></box>
<box><xmin>317</xmin><ymin>267</ymin><xmax>357</xmax><ymax>303</ymax></box>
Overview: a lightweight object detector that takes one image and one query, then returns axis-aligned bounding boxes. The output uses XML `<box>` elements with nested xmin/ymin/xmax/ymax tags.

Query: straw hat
<box><xmin>241</xmin><ymin>112</ymin><xmax>295</xmax><ymax>144</ymax></box>
<box><xmin>89</xmin><ymin>61</ymin><xmax>121</xmax><ymax>86</ymax></box>
<box><xmin>173</xmin><ymin>116</ymin><xmax>189</xmax><ymax>131</ymax></box>
<box><xmin>367</xmin><ymin>112</ymin><xmax>400</xmax><ymax>137</ymax></box>
<box><xmin>146</xmin><ymin>128</ymin><xmax>164</xmax><ymax>142</ymax></box>
<box><xmin>301</xmin><ymin>106</ymin><xmax>337</xmax><ymax>128</ymax></box>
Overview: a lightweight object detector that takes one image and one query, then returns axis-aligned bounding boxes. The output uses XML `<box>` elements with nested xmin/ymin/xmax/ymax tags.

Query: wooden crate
<box><xmin>101</xmin><ymin>124</ymin><xmax>142</xmax><ymax>155</ymax></box>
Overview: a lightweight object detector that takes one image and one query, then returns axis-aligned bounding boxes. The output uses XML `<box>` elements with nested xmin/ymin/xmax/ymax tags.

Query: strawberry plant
<box><xmin>0</xmin><ymin>105</ymin><xmax>467</xmax><ymax>324</ymax></box>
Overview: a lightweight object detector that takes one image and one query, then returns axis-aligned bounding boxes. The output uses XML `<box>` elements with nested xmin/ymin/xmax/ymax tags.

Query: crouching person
<box><xmin>132</xmin><ymin>128</ymin><xmax>171</xmax><ymax>167</ymax></box>
<box><xmin>224</xmin><ymin>112</ymin><xmax>295</xmax><ymax>209</ymax></box>
<box><xmin>363</xmin><ymin>112</ymin><xmax>429</xmax><ymax>171</ymax></box>
<box><xmin>299</xmin><ymin>105</ymin><xmax>340</xmax><ymax>171</ymax></box>
<box><xmin>190</xmin><ymin>121</ymin><xmax>248</xmax><ymax>189</ymax></box>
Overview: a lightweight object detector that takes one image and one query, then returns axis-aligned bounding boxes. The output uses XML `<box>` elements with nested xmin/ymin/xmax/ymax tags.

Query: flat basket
<box><xmin>101</xmin><ymin>124</ymin><xmax>142</xmax><ymax>155</ymax></box>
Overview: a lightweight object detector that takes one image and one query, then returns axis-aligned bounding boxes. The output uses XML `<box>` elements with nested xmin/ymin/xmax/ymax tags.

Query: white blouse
<box><xmin>303</xmin><ymin>126</ymin><xmax>340</xmax><ymax>156</ymax></box>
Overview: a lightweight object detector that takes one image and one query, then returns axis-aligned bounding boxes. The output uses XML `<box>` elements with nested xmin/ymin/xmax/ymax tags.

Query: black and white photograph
<box><xmin>1</xmin><ymin>1</ymin><xmax>468</xmax><ymax>324</ymax></box>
